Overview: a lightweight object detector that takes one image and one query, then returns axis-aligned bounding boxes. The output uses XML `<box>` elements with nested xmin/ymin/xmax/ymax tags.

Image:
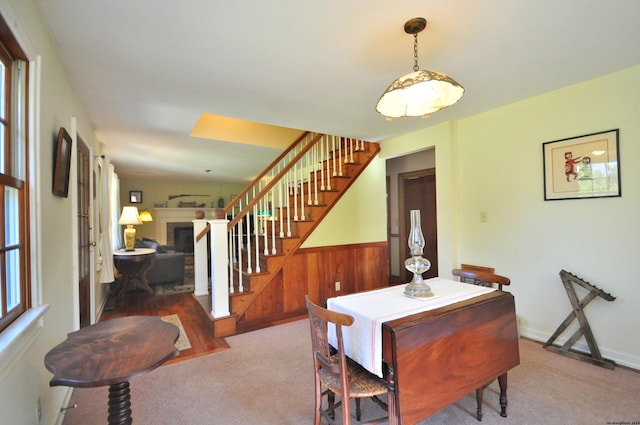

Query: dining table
<box><xmin>327</xmin><ymin>277</ymin><xmax>520</xmax><ymax>425</ymax></box>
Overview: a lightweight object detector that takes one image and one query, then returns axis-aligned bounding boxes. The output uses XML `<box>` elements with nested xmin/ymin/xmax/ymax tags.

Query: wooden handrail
<box><xmin>196</xmin><ymin>225</ymin><xmax>209</xmax><ymax>243</ymax></box>
<box><xmin>224</xmin><ymin>131</ymin><xmax>310</xmax><ymax>216</ymax></box>
<box><xmin>196</xmin><ymin>131</ymin><xmax>316</xmax><ymax>243</ymax></box>
<box><xmin>226</xmin><ymin>132</ymin><xmax>324</xmax><ymax>230</ymax></box>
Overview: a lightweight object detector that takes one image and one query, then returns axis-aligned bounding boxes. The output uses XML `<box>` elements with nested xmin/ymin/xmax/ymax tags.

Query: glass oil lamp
<box><xmin>404</xmin><ymin>209</ymin><xmax>434</xmax><ymax>298</ymax></box>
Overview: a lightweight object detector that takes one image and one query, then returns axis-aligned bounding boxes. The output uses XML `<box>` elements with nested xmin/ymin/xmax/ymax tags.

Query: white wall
<box><xmin>380</xmin><ymin>66</ymin><xmax>640</xmax><ymax>369</ymax></box>
<box><xmin>0</xmin><ymin>1</ymin><xmax>100</xmax><ymax>424</ymax></box>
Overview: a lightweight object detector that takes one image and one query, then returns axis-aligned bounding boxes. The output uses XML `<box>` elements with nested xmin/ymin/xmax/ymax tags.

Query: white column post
<box><xmin>209</xmin><ymin>218</ymin><xmax>230</xmax><ymax>318</ymax></box>
<box><xmin>192</xmin><ymin>219</ymin><xmax>209</xmax><ymax>296</ymax></box>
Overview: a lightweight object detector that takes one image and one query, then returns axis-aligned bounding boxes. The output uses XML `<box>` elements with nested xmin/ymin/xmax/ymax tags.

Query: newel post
<box><xmin>209</xmin><ymin>217</ymin><xmax>230</xmax><ymax>318</ymax></box>
<box><xmin>192</xmin><ymin>219</ymin><xmax>210</xmax><ymax>296</ymax></box>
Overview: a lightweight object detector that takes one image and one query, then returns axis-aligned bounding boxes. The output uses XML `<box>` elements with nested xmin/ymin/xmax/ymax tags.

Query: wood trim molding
<box><xmin>238</xmin><ymin>241</ymin><xmax>389</xmax><ymax>330</ymax></box>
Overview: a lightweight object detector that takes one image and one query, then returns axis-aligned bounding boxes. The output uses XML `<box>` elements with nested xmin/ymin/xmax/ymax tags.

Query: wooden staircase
<box><xmin>196</xmin><ymin>133</ymin><xmax>380</xmax><ymax>337</ymax></box>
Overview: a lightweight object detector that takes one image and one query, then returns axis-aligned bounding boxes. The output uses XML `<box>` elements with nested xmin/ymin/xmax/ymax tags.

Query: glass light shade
<box><xmin>138</xmin><ymin>210</ymin><xmax>153</xmax><ymax>222</ymax></box>
<box><xmin>407</xmin><ymin>209</ymin><xmax>426</xmax><ymax>256</ymax></box>
<box><xmin>376</xmin><ymin>69</ymin><xmax>464</xmax><ymax>118</ymax></box>
<box><xmin>404</xmin><ymin>210</ymin><xmax>434</xmax><ymax>298</ymax></box>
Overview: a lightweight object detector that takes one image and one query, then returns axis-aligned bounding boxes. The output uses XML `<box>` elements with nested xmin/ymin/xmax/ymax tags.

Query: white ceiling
<box><xmin>36</xmin><ymin>0</ymin><xmax>640</xmax><ymax>183</ymax></box>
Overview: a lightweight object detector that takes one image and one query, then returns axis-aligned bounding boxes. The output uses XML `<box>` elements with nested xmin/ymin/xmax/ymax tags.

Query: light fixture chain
<box><xmin>413</xmin><ymin>33</ymin><xmax>419</xmax><ymax>71</ymax></box>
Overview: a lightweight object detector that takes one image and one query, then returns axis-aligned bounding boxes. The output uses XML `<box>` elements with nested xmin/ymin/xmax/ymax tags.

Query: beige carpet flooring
<box><xmin>62</xmin><ymin>319</ymin><xmax>639</xmax><ymax>425</ymax></box>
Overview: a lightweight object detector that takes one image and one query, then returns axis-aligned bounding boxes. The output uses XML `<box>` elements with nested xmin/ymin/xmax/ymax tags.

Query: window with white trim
<box><xmin>0</xmin><ymin>15</ymin><xmax>30</xmax><ymax>333</ymax></box>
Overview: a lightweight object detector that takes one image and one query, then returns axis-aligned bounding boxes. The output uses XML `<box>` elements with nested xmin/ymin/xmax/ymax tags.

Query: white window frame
<box><xmin>0</xmin><ymin>3</ymin><xmax>47</xmax><ymax>376</ymax></box>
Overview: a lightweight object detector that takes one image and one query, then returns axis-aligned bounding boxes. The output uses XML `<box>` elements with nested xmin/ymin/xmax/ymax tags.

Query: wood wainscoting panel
<box><xmin>238</xmin><ymin>241</ymin><xmax>389</xmax><ymax>332</ymax></box>
<box><xmin>289</xmin><ymin>241</ymin><xmax>389</xmax><ymax>305</ymax></box>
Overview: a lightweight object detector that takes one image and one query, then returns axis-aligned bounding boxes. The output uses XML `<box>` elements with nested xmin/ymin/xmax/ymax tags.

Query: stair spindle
<box><xmin>332</xmin><ymin>135</ymin><xmax>337</xmax><ymax>177</ymax></box>
<box><xmin>320</xmin><ymin>136</ymin><xmax>325</xmax><ymax>191</ymax></box>
<box><xmin>325</xmin><ymin>136</ymin><xmax>331</xmax><ymax>190</ymax></box>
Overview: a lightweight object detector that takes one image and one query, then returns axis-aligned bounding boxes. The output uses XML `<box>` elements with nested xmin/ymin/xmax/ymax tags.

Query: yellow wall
<box><xmin>119</xmin><ymin>156</ymin><xmax>389</xmax><ymax>246</ymax></box>
<box><xmin>380</xmin><ymin>65</ymin><xmax>640</xmax><ymax>368</ymax></box>
<box><xmin>380</xmin><ymin>122</ymin><xmax>459</xmax><ymax>277</ymax></box>
<box><xmin>303</xmin><ymin>156</ymin><xmax>387</xmax><ymax>247</ymax></box>
<box><xmin>118</xmin><ymin>178</ymin><xmax>247</xmax><ymax>239</ymax></box>
<box><xmin>2</xmin><ymin>0</ymin><xmax>639</xmax><ymax>422</ymax></box>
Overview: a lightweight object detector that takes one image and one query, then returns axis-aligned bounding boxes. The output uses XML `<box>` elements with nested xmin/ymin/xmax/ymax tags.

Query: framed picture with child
<box><xmin>542</xmin><ymin>129</ymin><xmax>620</xmax><ymax>200</ymax></box>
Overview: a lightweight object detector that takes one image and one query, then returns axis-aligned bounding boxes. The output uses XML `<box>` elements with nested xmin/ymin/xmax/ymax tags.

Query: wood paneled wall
<box><xmin>239</xmin><ymin>241</ymin><xmax>389</xmax><ymax>330</ymax></box>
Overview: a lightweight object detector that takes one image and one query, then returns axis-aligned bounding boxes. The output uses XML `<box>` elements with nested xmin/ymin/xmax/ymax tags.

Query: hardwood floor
<box><xmin>100</xmin><ymin>288</ymin><xmax>230</xmax><ymax>364</ymax></box>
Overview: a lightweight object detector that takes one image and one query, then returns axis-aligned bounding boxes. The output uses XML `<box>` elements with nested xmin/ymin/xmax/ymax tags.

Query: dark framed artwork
<box><xmin>129</xmin><ymin>190</ymin><xmax>143</xmax><ymax>203</ymax></box>
<box><xmin>53</xmin><ymin>127</ymin><xmax>73</xmax><ymax>198</ymax></box>
<box><xmin>543</xmin><ymin>129</ymin><xmax>620</xmax><ymax>201</ymax></box>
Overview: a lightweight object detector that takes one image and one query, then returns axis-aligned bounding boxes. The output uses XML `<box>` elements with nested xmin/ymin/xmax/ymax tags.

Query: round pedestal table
<box><xmin>45</xmin><ymin>316</ymin><xmax>179</xmax><ymax>424</ymax></box>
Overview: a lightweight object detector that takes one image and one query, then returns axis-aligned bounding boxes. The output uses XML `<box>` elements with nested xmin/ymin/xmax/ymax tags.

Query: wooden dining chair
<box><xmin>452</xmin><ymin>264</ymin><xmax>511</xmax><ymax>291</ymax></box>
<box><xmin>451</xmin><ymin>265</ymin><xmax>511</xmax><ymax>421</ymax></box>
<box><xmin>305</xmin><ymin>296</ymin><xmax>388</xmax><ymax>425</ymax></box>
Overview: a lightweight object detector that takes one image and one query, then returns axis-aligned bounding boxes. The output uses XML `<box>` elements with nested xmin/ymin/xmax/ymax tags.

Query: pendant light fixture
<box><xmin>376</xmin><ymin>17</ymin><xmax>464</xmax><ymax>119</ymax></box>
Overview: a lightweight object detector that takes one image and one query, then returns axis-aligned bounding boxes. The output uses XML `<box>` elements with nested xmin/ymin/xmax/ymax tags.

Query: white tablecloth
<box><xmin>327</xmin><ymin>278</ymin><xmax>495</xmax><ymax>377</ymax></box>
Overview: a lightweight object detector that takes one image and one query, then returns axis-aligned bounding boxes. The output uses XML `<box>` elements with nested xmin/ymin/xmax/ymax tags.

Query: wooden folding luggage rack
<box><xmin>543</xmin><ymin>270</ymin><xmax>616</xmax><ymax>369</ymax></box>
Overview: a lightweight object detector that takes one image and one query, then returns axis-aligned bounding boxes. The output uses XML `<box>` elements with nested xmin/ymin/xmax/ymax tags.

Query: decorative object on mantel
<box><xmin>118</xmin><ymin>206</ymin><xmax>142</xmax><ymax>251</ymax></box>
<box><xmin>543</xmin><ymin>270</ymin><xmax>616</xmax><ymax>369</ymax></box>
<box><xmin>160</xmin><ymin>194</ymin><xmax>211</xmax><ymax>208</ymax></box>
<box><xmin>403</xmin><ymin>209</ymin><xmax>434</xmax><ymax>298</ymax></box>
<box><xmin>168</xmin><ymin>194</ymin><xmax>210</xmax><ymax>200</ymax></box>
<box><xmin>177</xmin><ymin>201</ymin><xmax>204</xmax><ymax>208</ymax></box>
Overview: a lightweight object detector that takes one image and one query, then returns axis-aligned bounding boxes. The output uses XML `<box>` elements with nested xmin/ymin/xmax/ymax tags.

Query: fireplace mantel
<box><xmin>154</xmin><ymin>208</ymin><xmax>217</xmax><ymax>245</ymax></box>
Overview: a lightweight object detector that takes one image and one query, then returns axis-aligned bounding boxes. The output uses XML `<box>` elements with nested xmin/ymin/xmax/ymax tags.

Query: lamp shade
<box><xmin>376</xmin><ymin>69</ymin><xmax>464</xmax><ymax>118</ymax></box>
<box><xmin>375</xmin><ymin>17</ymin><xmax>464</xmax><ymax>119</ymax></box>
<box><xmin>138</xmin><ymin>210</ymin><xmax>153</xmax><ymax>222</ymax></box>
<box><xmin>118</xmin><ymin>206</ymin><xmax>142</xmax><ymax>225</ymax></box>
<box><xmin>119</xmin><ymin>206</ymin><xmax>141</xmax><ymax>251</ymax></box>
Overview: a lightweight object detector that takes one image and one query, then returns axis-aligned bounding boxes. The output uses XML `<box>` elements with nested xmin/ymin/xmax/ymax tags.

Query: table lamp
<box><xmin>118</xmin><ymin>206</ymin><xmax>142</xmax><ymax>251</ymax></box>
<box><xmin>138</xmin><ymin>210</ymin><xmax>153</xmax><ymax>222</ymax></box>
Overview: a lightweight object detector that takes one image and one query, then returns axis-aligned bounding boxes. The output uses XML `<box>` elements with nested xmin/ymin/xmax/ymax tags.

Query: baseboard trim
<box><xmin>520</xmin><ymin>326</ymin><xmax>639</xmax><ymax>371</ymax></box>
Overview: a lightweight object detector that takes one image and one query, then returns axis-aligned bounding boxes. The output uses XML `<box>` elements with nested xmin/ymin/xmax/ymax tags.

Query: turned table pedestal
<box><xmin>113</xmin><ymin>248</ymin><xmax>156</xmax><ymax>299</ymax></box>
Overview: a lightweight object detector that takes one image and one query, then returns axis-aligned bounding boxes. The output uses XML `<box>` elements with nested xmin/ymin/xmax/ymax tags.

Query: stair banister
<box><xmin>209</xmin><ymin>217</ymin><xmax>230</xmax><ymax>318</ymax></box>
<box><xmin>226</xmin><ymin>132</ymin><xmax>323</xmax><ymax>230</ymax></box>
<box><xmin>193</xmin><ymin>131</ymin><xmax>379</xmax><ymax>336</ymax></box>
<box><xmin>224</xmin><ymin>131</ymin><xmax>310</xmax><ymax>220</ymax></box>
<box><xmin>193</xmin><ymin>219</ymin><xmax>210</xmax><ymax>297</ymax></box>
<box><xmin>194</xmin><ymin>132</ymin><xmax>322</xmax><ymax>306</ymax></box>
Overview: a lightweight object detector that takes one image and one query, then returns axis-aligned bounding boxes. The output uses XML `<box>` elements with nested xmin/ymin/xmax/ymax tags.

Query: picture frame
<box><xmin>53</xmin><ymin>127</ymin><xmax>73</xmax><ymax>198</ymax></box>
<box><xmin>543</xmin><ymin>129</ymin><xmax>620</xmax><ymax>201</ymax></box>
<box><xmin>129</xmin><ymin>190</ymin><xmax>143</xmax><ymax>203</ymax></box>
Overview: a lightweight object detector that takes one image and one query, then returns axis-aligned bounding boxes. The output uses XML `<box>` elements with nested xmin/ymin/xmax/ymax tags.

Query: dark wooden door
<box><xmin>399</xmin><ymin>169</ymin><xmax>438</xmax><ymax>282</ymax></box>
<box><xmin>77</xmin><ymin>136</ymin><xmax>91</xmax><ymax>328</ymax></box>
